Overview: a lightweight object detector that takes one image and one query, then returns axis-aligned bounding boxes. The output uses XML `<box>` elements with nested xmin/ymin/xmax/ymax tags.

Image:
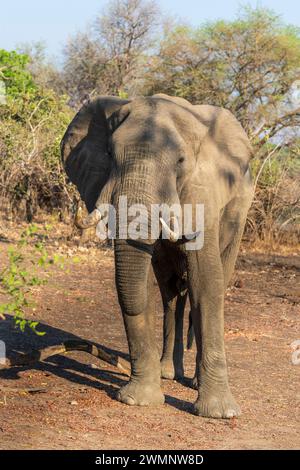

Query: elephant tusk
<box><xmin>96</xmin><ymin>219</ymin><xmax>110</xmax><ymax>240</ymax></box>
<box><xmin>75</xmin><ymin>207</ymin><xmax>102</xmax><ymax>229</ymax></box>
<box><xmin>160</xmin><ymin>217</ymin><xmax>180</xmax><ymax>242</ymax></box>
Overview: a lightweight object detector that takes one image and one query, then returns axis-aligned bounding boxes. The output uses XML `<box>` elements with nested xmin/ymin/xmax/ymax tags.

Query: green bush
<box><xmin>0</xmin><ymin>224</ymin><xmax>68</xmax><ymax>334</ymax></box>
<box><xmin>0</xmin><ymin>224</ymin><xmax>47</xmax><ymax>334</ymax></box>
<box><xmin>0</xmin><ymin>49</ymin><xmax>74</xmax><ymax>221</ymax></box>
<box><xmin>248</xmin><ymin>145</ymin><xmax>300</xmax><ymax>244</ymax></box>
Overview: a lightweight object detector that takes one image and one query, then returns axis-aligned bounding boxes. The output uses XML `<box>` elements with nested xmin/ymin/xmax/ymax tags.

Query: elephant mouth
<box><xmin>75</xmin><ymin>204</ymin><xmax>180</xmax><ymax>239</ymax></box>
<box><xmin>75</xmin><ymin>206</ymin><xmax>200</xmax><ymax>245</ymax></box>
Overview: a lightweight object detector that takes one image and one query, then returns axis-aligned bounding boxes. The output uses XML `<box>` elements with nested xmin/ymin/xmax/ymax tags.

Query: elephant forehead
<box><xmin>112</xmin><ymin>97</ymin><xmax>208</xmax><ymax>155</ymax></box>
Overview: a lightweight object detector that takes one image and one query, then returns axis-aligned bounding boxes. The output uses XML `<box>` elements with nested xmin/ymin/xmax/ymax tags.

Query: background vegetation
<box><xmin>0</xmin><ymin>0</ymin><xmax>299</xmax><ymax>246</ymax></box>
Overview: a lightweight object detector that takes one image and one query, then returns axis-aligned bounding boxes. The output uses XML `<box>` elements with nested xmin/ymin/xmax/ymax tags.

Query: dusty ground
<box><xmin>0</xmin><ymin>223</ymin><xmax>299</xmax><ymax>450</ymax></box>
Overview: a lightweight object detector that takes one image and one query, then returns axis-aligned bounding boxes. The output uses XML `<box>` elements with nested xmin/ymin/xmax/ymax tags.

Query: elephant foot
<box><xmin>193</xmin><ymin>387</ymin><xmax>241</xmax><ymax>419</ymax></box>
<box><xmin>117</xmin><ymin>380</ymin><xmax>165</xmax><ymax>407</ymax></box>
<box><xmin>160</xmin><ymin>358</ymin><xmax>184</xmax><ymax>380</ymax></box>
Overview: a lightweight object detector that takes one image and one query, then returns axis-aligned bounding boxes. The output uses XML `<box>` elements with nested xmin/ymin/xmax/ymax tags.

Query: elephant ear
<box><xmin>178</xmin><ymin>105</ymin><xmax>253</xmax><ymax>233</ymax></box>
<box><xmin>193</xmin><ymin>105</ymin><xmax>253</xmax><ymax>174</ymax></box>
<box><xmin>61</xmin><ymin>97</ymin><xmax>129</xmax><ymax>212</ymax></box>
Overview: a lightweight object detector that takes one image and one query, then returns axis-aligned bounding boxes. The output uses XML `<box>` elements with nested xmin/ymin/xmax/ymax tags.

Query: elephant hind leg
<box><xmin>152</xmin><ymin>248</ymin><xmax>188</xmax><ymax>380</ymax></box>
<box><xmin>160</xmin><ymin>291</ymin><xmax>187</xmax><ymax>380</ymax></box>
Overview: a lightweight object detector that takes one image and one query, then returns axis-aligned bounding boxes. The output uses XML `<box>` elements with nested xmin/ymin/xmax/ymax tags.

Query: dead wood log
<box><xmin>0</xmin><ymin>339</ymin><xmax>131</xmax><ymax>376</ymax></box>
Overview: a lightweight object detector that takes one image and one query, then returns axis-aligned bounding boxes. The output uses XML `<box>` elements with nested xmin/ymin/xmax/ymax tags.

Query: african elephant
<box><xmin>61</xmin><ymin>94</ymin><xmax>253</xmax><ymax>418</ymax></box>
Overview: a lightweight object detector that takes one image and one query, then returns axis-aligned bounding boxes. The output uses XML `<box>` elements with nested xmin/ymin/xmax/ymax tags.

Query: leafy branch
<box><xmin>0</xmin><ymin>224</ymin><xmax>65</xmax><ymax>335</ymax></box>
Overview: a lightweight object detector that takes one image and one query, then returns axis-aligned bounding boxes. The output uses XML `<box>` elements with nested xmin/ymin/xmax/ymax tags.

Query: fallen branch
<box><xmin>272</xmin><ymin>293</ymin><xmax>300</xmax><ymax>304</ymax></box>
<box><xmin>239</xmin><ymin>254</ymin><xmax>300</xmax><ymax>270</ymax></box>
<box><xmin>0</xmin><ymin>386</ymin><xmax>49</xmax><ymax>394</ymax></box>
<box><xmin>0</xmin><ymin>339</ymin><xmax>131</xmax><ymax>376</ymax></box>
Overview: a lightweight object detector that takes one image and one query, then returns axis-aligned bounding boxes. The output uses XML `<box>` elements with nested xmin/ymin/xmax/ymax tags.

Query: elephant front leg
<box><xmin>117</xmin><ymin>271</ymin><xmax>164</xmax><ymax>407</ymax></box>
<box><xmin>187</xmin><ymin>234</ymin><xmax>241</xmax><ymax>419</ymax></box>
<box><xmin>117</xmin><ymin>315</ymin><xmax>164</xmax><ymax>406</ymax></box>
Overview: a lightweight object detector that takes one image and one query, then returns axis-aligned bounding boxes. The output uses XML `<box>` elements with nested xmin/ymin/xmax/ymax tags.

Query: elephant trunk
<box><xmin>112</xmin><ymin>149</ymin><xmax>160</xmax><ymax>315</ymax></box>
<box><xmin>114</xmin><ymin>239</ymin><xmax>153</xmax><ymax>316</ymax></box>
<box><xmin>113</xmin><ymin>186</ymin><xmax>154</xmax><ymax>316</ymax></box>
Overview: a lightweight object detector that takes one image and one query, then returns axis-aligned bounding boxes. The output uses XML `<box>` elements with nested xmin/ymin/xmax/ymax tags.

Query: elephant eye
<box><xmin>178</xmin><ymin>157</ymin><xmax>184</xmax><ymax>164</ymax></box>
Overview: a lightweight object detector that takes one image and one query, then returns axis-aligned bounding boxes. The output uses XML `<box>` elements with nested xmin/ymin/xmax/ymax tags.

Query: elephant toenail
<box><xmin>124</xmin><ymin>396</ymin><xmax>135</xmax><ymax>405</ymax></box>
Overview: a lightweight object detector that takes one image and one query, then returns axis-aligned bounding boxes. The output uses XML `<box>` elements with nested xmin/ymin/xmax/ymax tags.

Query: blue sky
<box><xmin>0</xmin><ymin>0</ymin><xmax>299</xmax><ymax>59</ymax></box>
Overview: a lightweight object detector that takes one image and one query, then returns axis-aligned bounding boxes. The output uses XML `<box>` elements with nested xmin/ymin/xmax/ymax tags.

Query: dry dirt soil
<box><xmin>0</xmin><ymin>227</ymin><xmax>299</xmax><ymax>450</ymax></box>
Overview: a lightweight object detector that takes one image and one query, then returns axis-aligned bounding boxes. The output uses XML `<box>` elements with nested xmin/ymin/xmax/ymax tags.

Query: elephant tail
<box><xmin>187</xmin><ymin>310</ymin><xmax>194</xmax><ymax>350</ymax></box>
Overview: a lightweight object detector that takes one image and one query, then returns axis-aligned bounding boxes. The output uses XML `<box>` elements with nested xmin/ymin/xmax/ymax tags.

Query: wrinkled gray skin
<box><xmin>61</xmin><ymin>94</ymin><xmax>253</xmax><ymax>418</ymax></box>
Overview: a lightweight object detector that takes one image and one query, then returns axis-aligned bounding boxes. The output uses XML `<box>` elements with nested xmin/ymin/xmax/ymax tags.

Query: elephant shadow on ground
<box><xmin>0</xmin><ymin>316</ymin><xmax>193</xmax><ymax>414</ymax></box>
